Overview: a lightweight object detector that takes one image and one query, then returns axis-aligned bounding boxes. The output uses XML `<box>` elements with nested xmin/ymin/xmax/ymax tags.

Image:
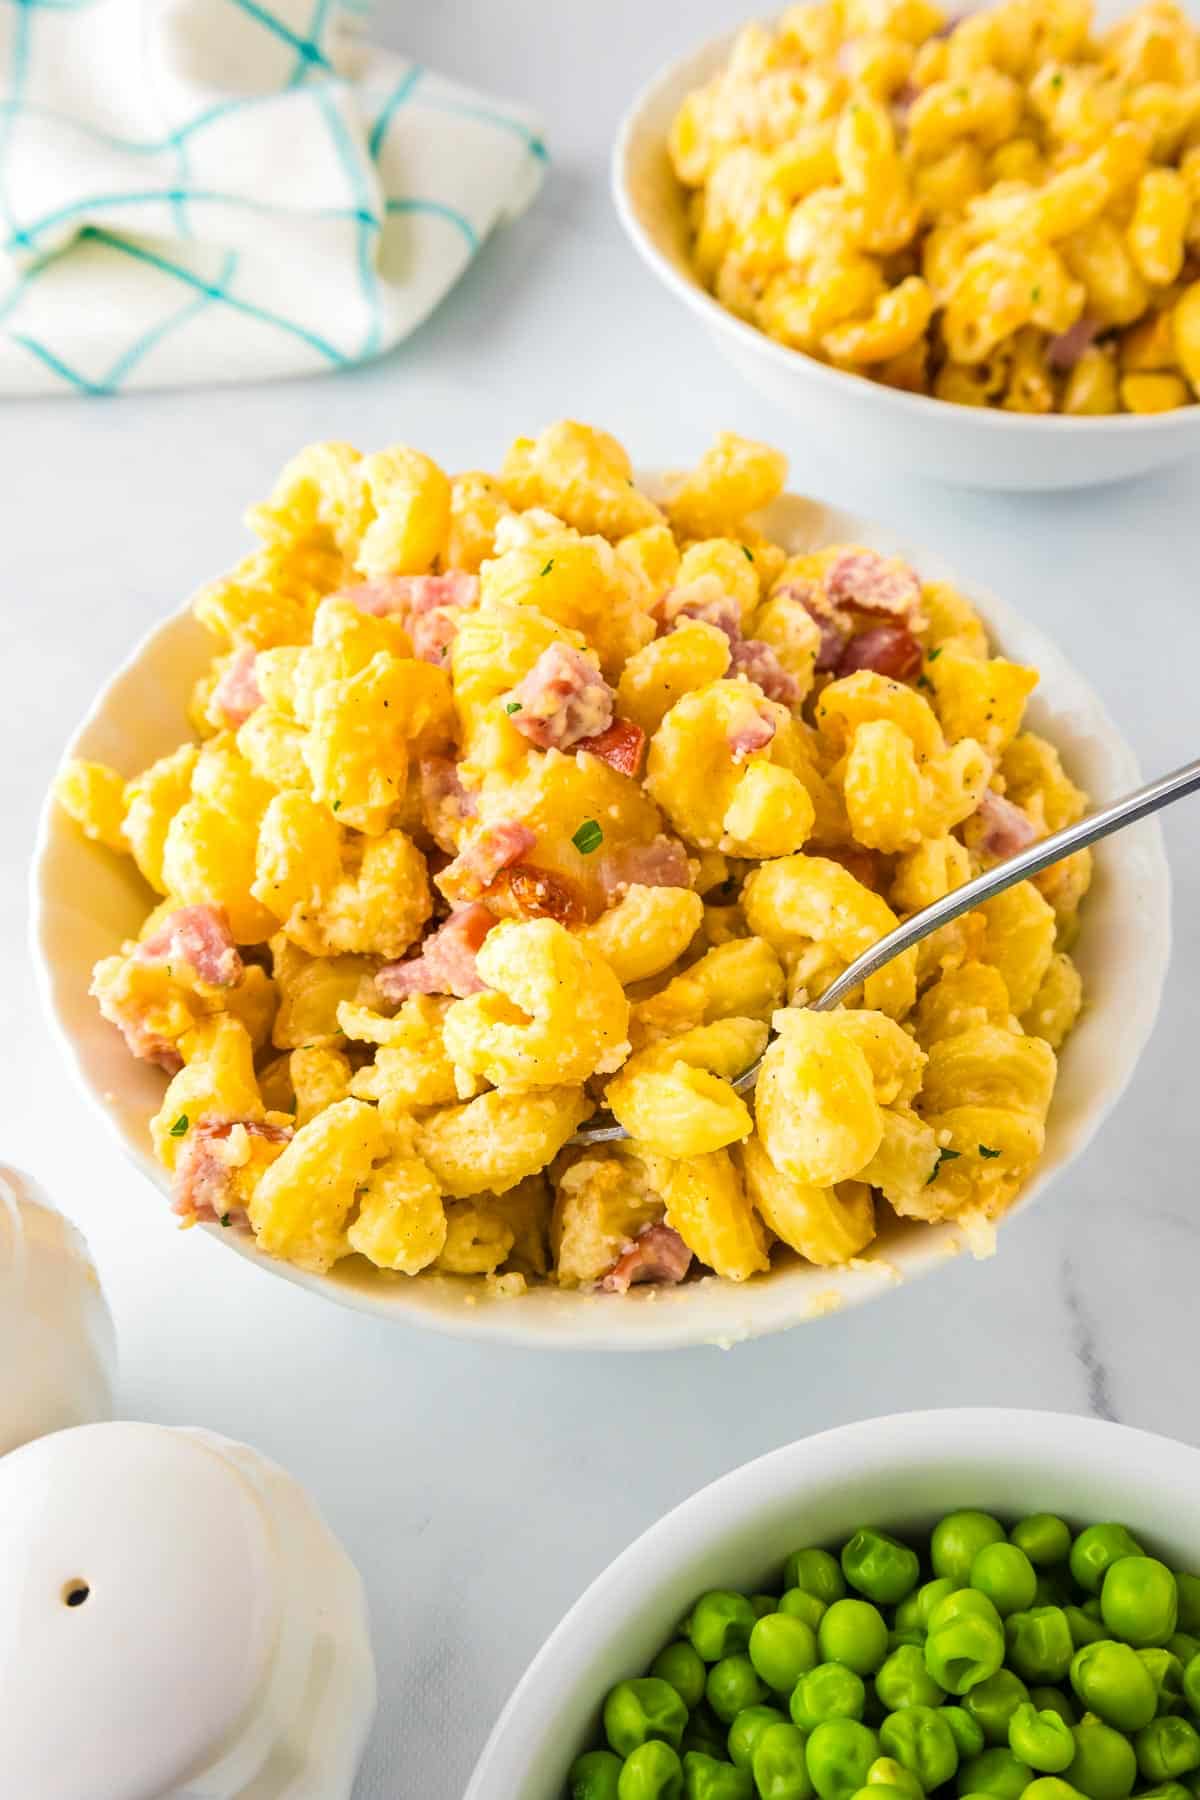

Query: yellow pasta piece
<box><xmin>661</xmin><ymin>1149</ymin><xmax>770</xmax><ymax>1282</ymax></box>
<box><xmin>250</xmin><ymin>1097</ymin><xmax>386</xmax><ymax>1273</ymax></box>
<box><xmin>417</xmin><ymin>1087</ymin><xmax>592</xmax><ymax>1199</ymax></box>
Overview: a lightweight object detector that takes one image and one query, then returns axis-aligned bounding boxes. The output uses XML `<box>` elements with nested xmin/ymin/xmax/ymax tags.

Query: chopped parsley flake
<box><xmin>505</xmin><ymin>701</ymin><xmax>523</xmax><ymax>714</ymax></box>
<box><xmin>332</xmin><ymin>800</ymin><xmax>342</xmax><ymax>812</ymax></box>
<box><xmin>917</xmin><ymin>674</ymin><xmax>934</xmax><ymax>691</ymax></box>
<box><xmin>219</xmin><ymin>1213</ymin><xmax>232</xmax><ymax>1228</ymax></box>
<box><xmin>926</xmin><ymin>1146</ymin><xmax>962</xmax><ymax>1183</ymax></box>
<box><xmin>1051</xmin><ymin>71</ymin><xmax>1063</xmax><ymax>87</ymax></box>
<box><xmin>572</xmin><ymin>818</ymin><xmax>604</xmax><ymax>855</ymax></box>
<box><xmin>1031</xmin><ymin>285</ymin><xmax>1042</xmax><ymax>303</ymax></box>
<box><xmin>741</xmin><ymin>544</ymin><xmax>754</xmax><ymax>562</ymax></box>
<box><xmin>540</xmin><ymin>558</ymin><xmax>555</xmax><ymax>577</ymax></box>
<box><xmin>979</xmin><ymin>1144</ymin><xmax>1002</xmax><ymax>1159</ymax></box>
<box><xmin>168</xmin><ymin>1114</ymin><xmax>189</xmax><ymax>1138</ymax></box>
<box><xmin>926</xmin><ymin>646</ymin><xmax>942</xmax><ymax>662</ymax></box>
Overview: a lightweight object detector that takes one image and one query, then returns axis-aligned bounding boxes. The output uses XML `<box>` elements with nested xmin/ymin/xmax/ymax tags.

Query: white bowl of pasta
<box><xmin>465</xmin><ymin>1409</ymin><xmax>1200</xmax><ymax>1797</ymax></box>
<box><xmin>32</xmin><ymin>450</ymin><xmax>1170</xmax><ymax>1351</ymax></box>
<box><xmin>613</xmin><ymin>12</ymin><xmax>1200</xmax><ymax>491</ymax></box>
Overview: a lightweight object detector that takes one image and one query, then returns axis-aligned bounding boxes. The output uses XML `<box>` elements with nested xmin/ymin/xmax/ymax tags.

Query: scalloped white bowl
<box><xmin>31</xmin><ymin>486</ymin><xmax>1170</xmax><ymax>1350</ymax></box>
<box><xmin>466</xmin><ymin>1410</ymin><xmax>1200</xmax><ymax>1797</ymax></box>
<box><xmin>614</xmin><ymin>29</ymin><xmax>1200</xmax><ymax>490</ymax></box>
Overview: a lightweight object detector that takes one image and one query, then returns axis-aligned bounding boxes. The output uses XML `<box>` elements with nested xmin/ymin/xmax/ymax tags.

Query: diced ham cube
<box><xmin>597</xmin><ymin>835</ymin><xmax>692</xmax><ymax>903</ymax></box>
<box><xmin>503</xmin><ymin>643</ymin><xmax>615</xmax><ymax>751</ymax></box>
<box><xmin>728</xmin><ymin>699</ymin><xmax>777</xmax><ymax>763</ymax></box>
<box><xmin>659</xmin><ymin>585</ymin><xmax>742</xmax><ymax>644</ymax></box>
<box><xmin>172</xmin><ymin>1118</ymin><xmax>293</xmax><ymax>1226</ymax></box>
<box><xmin>210</xmin><ymin>646</ymin><xmax>263</xmax><ymax>727</ymax></box>
<box><xmin>483</xmin><ymin>864</ymin><xmax>586</xmax><ymax>928</ymax></box>
<box><xmin>136</xmin><ymin>904</ymin><xmax>242</xmax><ymax>989</ymax></box>
<box><xmin>377</xmin><ymin>903</ymin><xmax>496</xmax><ymax>1000</ymax></box>
<box><xmin>778</xmin><ymin>582</ymin><xmax>851</xmax><ymax>672</ymax></box>
<box><xmin>837</xmin><ymin>624</ymin><xmax>923</xmax><ymax>682</ymax></box>
<box><xmin>101</xmin><ymin>1009</ymin><xmax>184</xmax><ymax>1075</ymax></box>
<box><xmin>409</xmin><ymin>605</ymin><xmax>460</xmax><ymax>665</ymax></box>
<box><xmin>600</xmin><ymin>1223</ymin><xmax>693</xmax><ymax>1293</ymax></box>
<box><xmin>576</xmin><ymin>717</ymin><xmax>647</xmax><ymax>778</ymax></box>
<box><xmin>343</xmin><ymin>572</ymin><xmax>479</xmax><ymax>617</ymax></box>
<box><xmin>825</xmin><ymin>550</ymin><xmax>923</xmax><ymax>624</ymax></box>
<box><xmin>727</xmin><ymin>637</ymin><xmax>801</xmax><ymax>706</ymax></box>
<box><xmin>436</xmin><ymin>822</ymin><xmax>537</xmax><ymax>905</ymax></box>
<box><xmin>419</xmin><ymin>755</ymin><xmax>477</xmax><ymax>853</ymax></box>
<box><xmin>976</xmin><ymin>790</ymin><xmax>1040</xmax><ymax>860</ymax></box>
<box><xmin>1046</xmin><ymin>317</ymin><xmax>1100</xmax><ymax>372</ymax></box>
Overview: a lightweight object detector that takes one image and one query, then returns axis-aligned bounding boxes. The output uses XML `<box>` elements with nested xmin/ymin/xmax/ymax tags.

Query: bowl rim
<box><xmin>465</xmin><ymin>1407</ymin><xmax>1200</xmax><ymax>1796</ymax></box>
<box><xmin>611</xmin><ymin>26</ymin><xmax>1200</xmax><ymax>439</ymax></box>
<box><xmin>29</xmin><ymin>488</ymin><xmax>1172</xmax><ymax>1351</ymax></box>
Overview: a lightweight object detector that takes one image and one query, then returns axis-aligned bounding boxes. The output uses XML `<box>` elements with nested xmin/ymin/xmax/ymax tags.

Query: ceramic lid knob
<box><xmin>0</xmin><ymin>1165</ymin><xmax>116</xmax><ymax>1455</ymax></box>
<box><xmin>0</xmin><ymin>1421</ymin><xmax>377</xmax><ymax>1799</ymax></box>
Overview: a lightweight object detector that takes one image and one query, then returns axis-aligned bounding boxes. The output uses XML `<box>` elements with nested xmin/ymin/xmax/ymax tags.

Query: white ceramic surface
<box><xmin>467</xmin><ymin>1408</ymin><xmax>1200</xmax><ymax>1797</ymax></box>
<box><xmin>613</xmin><ymin>30</ymin><xmax>1200</xmax><ymax>492</ymax></box>
<box><xmin>30</xmin><ymin>487</ymin><xmax>1171</xmax><ymax>1351</ymax></box>
<box><xmin>0</xmin><ymin>1164</ymin><xmax>115</xmax><ymax>1455</ymax></box>
<box><xmin>0</xmin><ymin>1420</ymin><xmax>376</xmax><ymax>1800</ymax></box>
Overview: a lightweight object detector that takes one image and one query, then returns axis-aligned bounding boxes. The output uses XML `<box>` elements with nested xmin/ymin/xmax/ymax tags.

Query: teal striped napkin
<box><xmin>0</xmin><ymin>1</ymin><xmax>547</xmax><ymax>394</ymax></box>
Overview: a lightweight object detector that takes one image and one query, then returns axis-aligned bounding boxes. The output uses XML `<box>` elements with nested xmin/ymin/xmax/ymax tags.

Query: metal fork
<box><xmin>572</xmin><ymin>755</ymin><xmax>1200</xmax><ymax>1146</ymax></box>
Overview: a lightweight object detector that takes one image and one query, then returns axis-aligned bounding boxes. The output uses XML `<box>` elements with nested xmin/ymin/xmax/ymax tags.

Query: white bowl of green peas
<box><xmin>466</xmin><ymin>1410</ymin><xmax>1200</xmax><ymax>1800</ymax></box>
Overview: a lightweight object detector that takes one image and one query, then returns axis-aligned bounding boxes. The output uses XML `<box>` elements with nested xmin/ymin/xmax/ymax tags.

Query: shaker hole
<box><xmin>62</xmin><ymin>1581</ymin><xmax>90</xmax><ymax>1608</ymax></box>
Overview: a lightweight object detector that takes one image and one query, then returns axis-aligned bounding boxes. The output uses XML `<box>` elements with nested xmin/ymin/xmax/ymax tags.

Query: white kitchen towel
<box><xmin>0</xmin><ymin>0</ymin><xmax>546</xmax><ymax>395</ymax></box>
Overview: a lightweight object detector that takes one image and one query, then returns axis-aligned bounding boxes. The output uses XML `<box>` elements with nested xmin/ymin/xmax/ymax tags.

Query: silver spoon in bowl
<box><xmin>572</xmin><ymin>754</ymin><xmax>1200</xmax><ymax>1147</ymax></box>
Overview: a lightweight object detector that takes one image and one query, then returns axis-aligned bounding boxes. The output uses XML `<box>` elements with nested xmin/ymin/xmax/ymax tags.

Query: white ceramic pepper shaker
<box><xmin>0</xmin><ymin>1420</ymin><xmax>377</xmax><ymax>1799</ymax></box>
<box><xmin>0</xmin><ymin>1164</ymin><xmax>116</xmax><ymax>1455</ymax></box>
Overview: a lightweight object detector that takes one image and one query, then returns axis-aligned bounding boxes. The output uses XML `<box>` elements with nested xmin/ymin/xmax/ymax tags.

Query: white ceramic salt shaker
<box><xmin>0</xmin><ymin>1163</ymin><xmax>116</xmax><ymax>1455</ymax></box>
<box><xmin>0</xmin><ymin>1420</ymin><xmax>377</xmax><ymax>1799</ymax></box>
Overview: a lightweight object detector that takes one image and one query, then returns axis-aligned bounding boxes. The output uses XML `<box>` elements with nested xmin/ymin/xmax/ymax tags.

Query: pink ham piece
<box><xmin>409</xmin><ymin>606</ymin><xmax>460</xmax><ymax>665</ymax></box>
<box><xmin>597</xmin><ymin>835</ymin><xmax>692</xmax><ymax>903</ymax></box>
<box><xmin>837</xmin><ymin>624</ymin><xmax>923</xmax><ymax>682</ymax></box>
<box><xmin>343</xmin><ymin>572</ymin><xmax>479</xmax><ymax>617</ymax></box>
<box><xmin>600</xmin><ymin>1223</ymin><xmax>693</xmax><ymax>1293</ymax></box>
<box><xmin>504</xmin><ymin>643</ymin><xmax>615</xmax><ymax>750</ymax></box>
<box><xmin>171</xmin><ymin>1119</ymin><xmax>294</xmax><ymax>1226</ymax></box>
<box><xmin>419</xmin><ymin>755</ymin><xmax>477</xmax><ymax>853</ymax></box>
<box><xmin>376</xmin><ymin>903</ymin><xmax>496</xmax><ymax>1000</ymax></box>
<box><xmin>136</xmin><ymin>904</ymin><xmax>242</xmax><ymax>989</ymax></box>
<box><xmin>99</xmin><ymin>1007</ymin><xmax>184</xmax><ymax>1075</ymax></box>
<box><xmin>977</xmin><ymin>790</ymin><xmax>1039</xmax><ymax>860</ymax></box>
<box><xmin>1046</xmin><ymin>317</ymin><xmax>1100</xmax><ymax>372</ymax></box>
<box><xmin>210</xmin><ymin>646</ymin><xmax>263</xmax><ymax>727</ymax></box>
<box><xmin>727</xmin><ymin>637</ymin><xmax>801</xmax><ymax>705</ymax></box>
<box><xmin>575</xmin><ymin>717</ymin><xmax>647</xmax><ymax>778</ymax></box>
<box><xmin>436</xmin><ymin>822</ymin><xmax>537</xmax><ymax>905</ymax></box>
<box><xmin>728</xmin><ymin>706</ymin><xmax>777</xmax><ymax>763</ymax></box>
<box><xmin>825</xmin><ymin>550</ymin><xmax>923</xmax><ymax>623</ymax></box>
<box><xmin>778</xmin><ymin>581</ymin><xmax>852</xmax><ymax>672</ymax></box>
<box><xmin>658</xmin><ymin>586</ymin><xmax>742</xmax><ymax>643</ymax></box>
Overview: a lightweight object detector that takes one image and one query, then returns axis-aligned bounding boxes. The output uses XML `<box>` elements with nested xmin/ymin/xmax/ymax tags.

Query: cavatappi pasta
<box><xmin>670</xmin><ymin>0</ymin><xmax>1200</xmax><ymax>413</ymax></box>
<box><xmin>56</xmin><ymin>422</ymin><xmax>1090</xmax><ymax>1297</ymax></box>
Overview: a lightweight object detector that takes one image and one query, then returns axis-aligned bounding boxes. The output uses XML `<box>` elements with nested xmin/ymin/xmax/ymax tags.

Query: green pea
<box><xmin>1101</xmin><ymin>1557</ymin><xmax>1179</xmax><ymax>1648</ymax></box>
<box><xmin>1013</xmin><ymin>1517</ymin><xmax>1073</xmax><ymax>1569</ymax></box>
<box><xmin>1139</xmin><ymin>1649</ymin><xmax>1185</xmax><ymax>1717</ymax></box>
<box><xmin>933</xmin><ymin>1514</ymin><xmax>1007</xmax><ymax>1586</ymax></box>
<box><xmin>842</xmin><ymin>1531</ymin><xmax>920</xmax><ymax>1608</ymax></box>
<box><xmin>879</xmin><ymin>1703</ymin><xmax>959</xmax><ymax>1789</ymax></box>
<box><xmin>785</xmin><ymin>1551</ymin><xmax>847</xmax><ymax>1607</ymax></box>
<box><xmin>865</xmin><ymin>1756</ymin><xmax>923</xmax><ymax>1800</ymax></box>
<box><xmin>691</xmin><ymin>1594</ymin><xmax>760</xmax><ymax>1664</ymax></box>
<box><xmin>653</xmin><ymin>1643</ymin><xmax>708</xmax><ymax>1711</ymax></box>
<box><xmin>875</xmin><ymin>1643</ymin><xmax>945</xmax><ymax>1712</ymax></box>
<box><xmin>1184</xmin><ymin>1651</ymin><xmax>1200</xmax><ymax>1715</ymax></box>
<box><xmin>1168</xmin><ymin>1634</ymin><xmax>1200</xmax><ymax>1669</ymax></box>
<box><xmin>819</xmin><ymin>1601</ymin><xmax>890</xmax><ymax>1677</ymax></box>
<box><xmin>963</xmin><ymin>1670</ymin><xmax>1030</xmax><ymax>1744</ymax></box>
<box><xmin>1136</xmin><ymin>1718</ymin><xmax>1200</xmax><ymax>1783</ymax></box>
<box><xmin>708</xmin><ymin>1656</ymin><xmax>767</xmax><ymax>1724</ymax></box>
<box><xmin>1022</xmin><ymin>1782</ymin><xmax>1087</xmax><ymax>1800</ymax></box>
<box><xmin>925</xmin><ymin>1604</ymin><xmax>1006</xmax><ymax>1696</ymax></box>
<box><xmin>1008</xmin><ymin>1702</ymin><xmax>1076</xmax><ymax>1773</ymax></box>
<box><xmin>956</xmin><ymin>1747</ymin><xmax>1033</xmax><ymax>1798</ymax></box>
<box><xmin>970</xmin><ymin>1544</ymin><xmax>1038</xmax><ymax>1619</ymax></box>
<box><xmin>728</xmin><ymin>1705</ymin><xmax>785</xmax><ymax>1771</ymax></box>
<box><xmin>1070</xmin><ymin>1526</ymin><xmax>1144</xmax><ymax>1598</ymax></box>
<box><xmin>943</xmin><ymin>1706</ymin><xmax>987</xmax><ymax>1761</ymax></box>
<box><xmin>619</xmin><ymin>1741</ymin><xmax>683</xmax><ymax>1800</ymax></box>
<box><xmin>1065</xmin><ymin>1608</ymin><xmax>1107</xmax><ymax>1650</ymax></box>
<box><xmin>569</xmin><ymin>1748</ymin><xmax>624</xmax><ymax>1800</ymax></box>
<box><xmin>849</xmin><ymin>1787</ymin><xmax>913</xmax><ymax>1800</ymax></box>
<box><xmin>930</xmin><ymin>1591</ymin><xmax>1006</xmax><ymax>1630</ymax></box>
<box><xmin>895</xmin><ymin>1578</ymin><xmax>956</xmax><ymax>1638</ymax></box>
<box><xmin>751</xmin><ymin>1616</ymin><xmax>819</xmax><ymax>1695</ymax></box>
<box><xmin>754</xmin><ymin>1597</ymin><xmax>782</xmax><ymax>1619</ymax></box>
<box><xmin>1174</xmin><ymin>1576</ymin><xmax>1200</xmax><ymax>1637</ymax></box>
<box><xmin>754</xmin><ymin>1724</ymin><xmax>815</xmax><ymax>1800</ymax></box>
<box><xmin>781</xmin><ymin>1590</ymin><xmax>830</xmax><ymax>1633</ymax></box>
<box><xmin>1135</xmin><ymin>1785</ymin><xmax>1193</xmax><ymax>1800</ymax></box>
<box><xmin>682</xmin><ymin>1706</ymin><xmax>729</xmax><ymax>1760</ymax></box>
<box><xmin>1029</xmin><ymin>1688</ymin><xmax>1077</xmax><ymax>1727</ymax></box>
<box><xmin>791</xmin><ymin>1664</ymin><xmax>867</xmax><ymax>1732</ymax></box>
<box><xmin>1065</xmin><ymin>1717</ymin><xmax>1137</xmax><ymax>1800</ymax></box>
<box><xmin>1068</xmin><ymin>1639</ymin><xmax>1157</xmax><ymax>1730</ymax></box>
<box><xmin>805</xmin><ymin>1719</ymin><xmax>880</xmax><ymax>1800</ymax></box>
<box><xmin>681</xmin><ymin>1750</ymin><xmax>752</xmax><ymax>1799</ymax></box>
<box><xmin>605</xmin><ymin>1680</ymin><xmax>689</xmax><ymax>1758</ymax></box>
<box><xmin>1005</xmin><ymin>1608</ymin><xmax>1075</xmax><ymax>1684</ymax></box>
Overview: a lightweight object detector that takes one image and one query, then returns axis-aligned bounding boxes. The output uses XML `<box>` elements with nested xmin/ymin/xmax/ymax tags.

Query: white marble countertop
<box><xmin>2</xmin><ymin>4</ymin><xmax>1198</xmax><ymax>1794</ymax></box>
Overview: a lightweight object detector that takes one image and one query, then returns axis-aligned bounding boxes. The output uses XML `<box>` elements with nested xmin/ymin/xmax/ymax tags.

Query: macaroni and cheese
<box><xmin>670</xmin><ymin>0</ymin><xmax>1200</xmax><ymax>413</ymax></box>
<box><xmin>56</xmin><ymin>421</ymin><xmax>1090</xmax><ymax>1297</ymax></box>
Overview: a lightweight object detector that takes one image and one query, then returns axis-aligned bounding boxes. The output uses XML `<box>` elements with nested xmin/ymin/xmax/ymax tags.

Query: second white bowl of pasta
<box><xmin>34</xmin><ymin>424</ymin><xmax>1170</xmax><ymax>1349</ymax></box>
